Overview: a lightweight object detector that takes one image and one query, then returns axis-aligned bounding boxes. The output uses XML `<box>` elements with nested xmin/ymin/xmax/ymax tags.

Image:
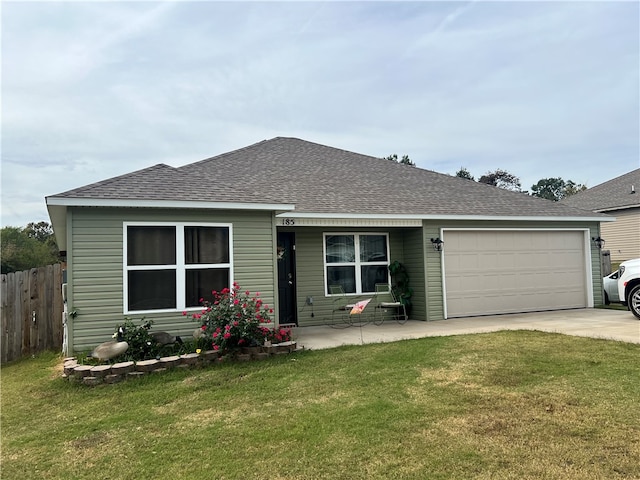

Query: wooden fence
<box><xmin>1</xmin><ymin>264</ymin><xmax>64</xmax><ymax>364</ymax></box>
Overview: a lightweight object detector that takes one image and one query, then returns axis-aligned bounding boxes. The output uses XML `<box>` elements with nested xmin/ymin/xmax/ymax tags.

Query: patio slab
<box><xmin>295</xmin><ymin>308</ymin><xmax>640</xmax><ymax>350</ymax></box>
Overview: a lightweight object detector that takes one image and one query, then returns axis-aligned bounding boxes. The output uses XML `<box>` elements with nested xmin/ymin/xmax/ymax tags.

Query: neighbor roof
<box><xmin>47</xmin><ymin>137</ymin><xmax>609</xmax><ymax>220</ymax></box>
<box><xmin>561</xmin><ymin>168</ymin><xmax>640</xmax><ymax>213</ymax></box>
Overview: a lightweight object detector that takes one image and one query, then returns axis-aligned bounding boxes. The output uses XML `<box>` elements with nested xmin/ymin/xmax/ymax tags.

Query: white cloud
<box><xmin>1</xmin><ymin>1</ymin><xmax>638</xmax><ymax>226</ymax></box>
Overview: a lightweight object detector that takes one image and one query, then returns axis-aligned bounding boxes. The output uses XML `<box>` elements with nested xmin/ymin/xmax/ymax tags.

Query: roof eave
<box><xmin>46</xmin><ymin>204</ymin><xmax>68</xmax><ymax>251</ymax></box>
<box><xmin>594</xmin><ymin>203</ymin><xmax>640</xmax><ymax>213</ymax></box>
<box><xmin>45</xmin><ymin>198</ymin><xmax>296</xmax><ymax>250</ymax></box>
<box><xmin>276</xmin><ymin>212</ymin><xmax>615</xmax><ymax>222</ymax></box>
<box><xmin>45</xmin><ymin>197</ymin><xmax>296</xmax><ymax>212</ymax></box>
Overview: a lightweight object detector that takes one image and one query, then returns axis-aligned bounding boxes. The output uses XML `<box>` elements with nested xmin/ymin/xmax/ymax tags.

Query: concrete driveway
<box><xmin>295</xmin><ymin>308</ymin><xmax>640</xmax><ymax>350</ymax></box>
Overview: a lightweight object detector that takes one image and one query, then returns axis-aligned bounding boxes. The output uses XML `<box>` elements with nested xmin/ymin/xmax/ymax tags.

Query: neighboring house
<box><xmin>562</xmin><ymin>168</ymin><xmax>640</xmax><ymax>263</ymax></box>
<box><xmin>46</xmin><ymin>137</ymin><xmax>611</xmax><ymax>354</ymax></box>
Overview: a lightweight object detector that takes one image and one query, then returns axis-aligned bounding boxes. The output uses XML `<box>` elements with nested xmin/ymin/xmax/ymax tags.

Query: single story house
<box><xmin>562</xmin><ymin>168</ymin><xmax>640</xmax><ymax>263</ymax></box>
<box><xmin>46</xmin><ymin>137</ymin><xmax>612</xmax><ymax>354</ymax></box>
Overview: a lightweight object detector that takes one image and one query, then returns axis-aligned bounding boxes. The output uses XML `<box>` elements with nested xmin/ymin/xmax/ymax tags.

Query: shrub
<box><xmin>94</xmin><ymin>318</ymin><xmax>189</xmax><ymax>363</ymax></box>
<box><xmin>188</xmin><ymin>283</ymin><xmax>274</xmax><ymax>354</ymax></box>
<box><xmin>114</xmin><ymin>318</ymin><xmax>160</xmax><ymax>361</ymax></box>
<box><xmin>268</xmin><ymin>327</ymin><xmax>292</xmax><ymax>344</ymax></box>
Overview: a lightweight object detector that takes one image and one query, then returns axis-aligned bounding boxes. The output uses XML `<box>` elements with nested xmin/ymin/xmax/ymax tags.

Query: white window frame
<box><xmin>323</xmin><ymin>232</ymin><xmax>390</xmax><ymax>296</ymax></box>
<box><xmin>123</xmin><ymin>222</ymin><xmax>233</xmax><ymax>314</ymax></box>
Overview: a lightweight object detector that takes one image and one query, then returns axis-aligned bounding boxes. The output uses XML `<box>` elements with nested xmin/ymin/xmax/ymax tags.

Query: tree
<box><xmin>530</xmin><ymin>178</ymin><xmax>587</xmax><ymax>201</ymax></box>
<box><xmin>563</xmin><ymin>180</ymin><xmax>587</xmax><ymax>197</ymax></box>
<box><xmin>24</xmin><ymin>221</ymin><xmax>54</xmax><ymax>242</ymax></box>
<box><xmin>1</xmin><ymin>223</ymin><xmax>59</xmax><ymax>274</ymax></box>
<box><xmin>385</xmin><ymin>154</ymin><xmax>415</xmax><ymax>166</ymax></box>
<box><xmin>455</xmin><ymin>167</ymin><xmax>475</xmax><ymax>180</ymax></box>
<box><xmin>478</xmin><ymin>169</ymin><xmax>522</xmax><ymax>191</ymax></box>
<box><xmin>25</xmin><ymin>221</ymin><xmax>58</xmax><ymax>257</ymax></box>
<box><xmin>530</xmin><ymin>177</ymin><xmax>565</xmax><ymax>201</ymax></box>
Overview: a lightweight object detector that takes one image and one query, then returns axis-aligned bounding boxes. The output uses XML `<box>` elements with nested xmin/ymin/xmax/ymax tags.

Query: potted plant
<box><xmin>388</xmin><ymin>260</ymin><xmax>413</xmax><ymax>315</ymax></box>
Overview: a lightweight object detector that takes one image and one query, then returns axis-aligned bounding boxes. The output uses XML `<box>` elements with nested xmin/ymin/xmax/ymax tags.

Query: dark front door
<box><xmin>277</xmin><ymin>232</ymin><xmax>297</xmax><ymax>325</ymax></box>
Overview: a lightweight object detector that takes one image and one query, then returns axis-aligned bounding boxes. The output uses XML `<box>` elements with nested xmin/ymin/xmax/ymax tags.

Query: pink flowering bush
<box><xmin>187</xmin><ymin>282</ymin><xmax>274</xmax><ymax>354</ymax></box>
<box><xmin>268</xmin><ymin>327</ymin><xmax>292</xmax><ymax>344</ymax></box>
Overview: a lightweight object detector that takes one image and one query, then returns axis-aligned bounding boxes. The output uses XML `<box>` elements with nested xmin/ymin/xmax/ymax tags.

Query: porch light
<box><xmin>430</xmin><ymin>237</ymin><xmax>444</xmax><ymax>252</ymax></box>
<box><xmin>592</xmin><ymin>236</ymin><xmax>605</xmax><ymax>249</ymax></box>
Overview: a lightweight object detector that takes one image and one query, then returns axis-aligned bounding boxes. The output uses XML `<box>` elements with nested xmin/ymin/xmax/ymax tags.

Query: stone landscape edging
<box><xmin>62</xmin><ymin>342</ymin><xmax>300</xmax><ymax>386</ymax></box>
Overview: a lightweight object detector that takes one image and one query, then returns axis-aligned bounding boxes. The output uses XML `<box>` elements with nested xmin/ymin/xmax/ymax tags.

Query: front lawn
<box><xmin>2</xmin><ymin>331</ymin><xmax>639</xmax><ymax>479</ymax></box>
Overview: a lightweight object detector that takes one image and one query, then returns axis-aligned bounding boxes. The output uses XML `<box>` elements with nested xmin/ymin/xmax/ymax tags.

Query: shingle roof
<box><xmin>561</xmin><ymin>168</ymin><xmax>640</xmax><ymax>212</ymax></box>
<box><xmin>48</xmin><ymin>137</ymin><xmax>609</xmax><ymax>219</ymax></box>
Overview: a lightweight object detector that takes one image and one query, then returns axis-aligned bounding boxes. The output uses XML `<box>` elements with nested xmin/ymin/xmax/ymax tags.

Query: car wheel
<box><xmin>628</xmin><ymin>284</ymin><xmax>640</xmax><ymax>320</ymax></box>
<box><xmin>604</xmin><ymin>291</ymin><xmax>610</xmax><ymax>305</ymax></box>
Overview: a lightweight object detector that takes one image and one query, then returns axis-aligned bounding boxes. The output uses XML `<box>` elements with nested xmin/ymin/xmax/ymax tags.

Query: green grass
<box><xmin>2</xmin><ymin>331</ymin><xmax>639</xmax><ymax>479</ymax></box>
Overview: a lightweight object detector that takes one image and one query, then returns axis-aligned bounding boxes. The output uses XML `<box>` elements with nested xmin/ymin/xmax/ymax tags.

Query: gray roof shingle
<box><xmin>48</xmin><ymin>137</ymin><xmax>609</xmax><ymax>219</ymax></box>
<box><xmin>561</xmin><ymin>168</ymin><xmax>640</xmax><ymax>212</ymax></box>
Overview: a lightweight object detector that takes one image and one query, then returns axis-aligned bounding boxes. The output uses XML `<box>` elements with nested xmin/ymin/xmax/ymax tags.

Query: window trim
<box><xmin>323</xmin><ymin>232</ymin><xmax>390</xmax><ymax>296</ymax></box>
<box><xmin>123</xmin><ymin>222</ymin><xmax>233</xmax><ymax>314</ymax></box>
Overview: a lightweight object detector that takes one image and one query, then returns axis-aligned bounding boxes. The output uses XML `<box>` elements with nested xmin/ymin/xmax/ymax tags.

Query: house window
<box><xmin>324</xmin><ymin>233</ymin><xmax>389</xmax><ymax>295</ymax></box>
<box><xmin>124</xmin><ymin>223</ymin><xmax>232</xmax><ymax>313</ymax></box>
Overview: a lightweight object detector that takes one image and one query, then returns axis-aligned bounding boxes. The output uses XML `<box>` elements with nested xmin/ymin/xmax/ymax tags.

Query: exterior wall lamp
<box><xmin>430</xmin><ymin>237</ymin><xmax>444</xmax><ymax>252</ymax></box>
<box><xmin>592</xmin><ymin>236</ymin><xmax>605</xmax><ymax>249</ymax></box>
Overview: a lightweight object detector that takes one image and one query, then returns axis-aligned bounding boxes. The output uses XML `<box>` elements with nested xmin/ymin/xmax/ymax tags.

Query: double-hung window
<box><xmin>324</xmin><ymin>233</ymin><xmax>389</xmax><ymax>295</ymax></box>
<box><xmin>124</xmin><ymin>222</ymin><xmax>232</xmax><ymax>313</ymax></box>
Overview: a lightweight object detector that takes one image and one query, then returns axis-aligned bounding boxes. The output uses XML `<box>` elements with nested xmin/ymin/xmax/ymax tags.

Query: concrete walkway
<box><xmin>295</xmin><ymin>308</ymin><xmax>640</xmax><ymax>350</ymax></box>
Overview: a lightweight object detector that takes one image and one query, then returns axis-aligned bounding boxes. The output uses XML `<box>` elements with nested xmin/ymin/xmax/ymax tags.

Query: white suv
<box><xmin>617</xmin><ymin>258</ymin><xmax>640</xmax><ymax>319</ymax></box>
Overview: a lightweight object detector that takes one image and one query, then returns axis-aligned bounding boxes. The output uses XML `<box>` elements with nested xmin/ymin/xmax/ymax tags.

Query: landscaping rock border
<box><xmin>61</xmin><ymin>343</ymin><xmax>302</xmax><ymax>386</ymax></box>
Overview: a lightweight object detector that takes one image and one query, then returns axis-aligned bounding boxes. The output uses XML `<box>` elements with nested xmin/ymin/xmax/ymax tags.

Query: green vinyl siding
<box><xmin>292</xmin><ymin>227</ymin><xmax>405</xmax><ymax>327</ymax></box>
<box><xmin>66</xmin><ymin>206</ymin><xmax>603</xmax><ymax>351</ymax></box>
<box><xmin>66</xmin><ymin>207</ymin><xmax>276</xmax><ymax>352</ymax></box>
<box><xmin>402</xmin><ymin>228</ymin><xmax>426</xmax><ymax>321</ymax></box>
<box><xmin>290</xmin><ymin>229</ymin><xmax>326</xmax><ymax>326</ymax></box>
<box><xmin>423</xmin><ymin>225</ymin><xmax>444</xmax><ymax>321</ymax></box>
<box><xmin>590</xmin><ymin>224</ymin><xmax>605</xmax><ymax>306</ymax></box>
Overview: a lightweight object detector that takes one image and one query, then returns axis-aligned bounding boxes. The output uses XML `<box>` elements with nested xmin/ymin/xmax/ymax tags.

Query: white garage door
<box><xmin>443</xmin><ymin>230</ymin><xmax>589</xmax><ymax>318</ymax></box>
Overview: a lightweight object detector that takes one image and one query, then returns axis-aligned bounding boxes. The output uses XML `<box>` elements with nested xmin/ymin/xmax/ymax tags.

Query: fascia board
<box><xmin>45</xmin><ymin>197</ymin><xmax>296</xmax><ymax>211</ymax></box>
<box><xmin>276</xmin><ymin>212</ymin><xmax>614</xmax><ymax>222</ymax></box>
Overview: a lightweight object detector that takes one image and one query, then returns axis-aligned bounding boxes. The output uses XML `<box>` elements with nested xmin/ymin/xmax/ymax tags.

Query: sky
<box><xmin>2</xmin><ymin>0</ymin><xmax>639</xmax><ymax>228</ymax></box>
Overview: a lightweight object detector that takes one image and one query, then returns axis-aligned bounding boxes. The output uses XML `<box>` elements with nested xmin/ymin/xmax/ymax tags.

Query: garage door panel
<box><xmin>444</xmin><ymin>230</ymin><xmax>588</xmax><ymax>318</ymax></box>
<box><xmin>551</xmin><ymin>251</ymin><xmax>583</xmax><ymax>268</ymax></box>
<box><xmin>498</xmin><ymin>253</ymin><xmax>517</xmax><ymax>268</ymax></box>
